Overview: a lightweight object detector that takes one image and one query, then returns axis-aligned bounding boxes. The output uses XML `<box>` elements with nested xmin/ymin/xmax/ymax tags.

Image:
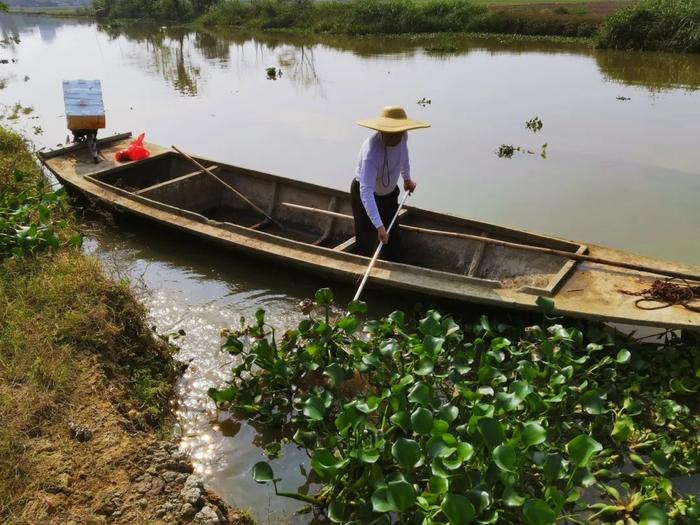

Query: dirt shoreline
<box><xmin>14</xmin><ymin>342</ymin><xmax>250</xmax><ymax>525</ymax></box>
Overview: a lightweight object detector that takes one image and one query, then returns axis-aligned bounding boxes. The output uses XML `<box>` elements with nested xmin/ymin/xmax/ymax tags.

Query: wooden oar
<box><xmin>353</xmin><ymin>191</ymin><xmax>411</xmax><ymax>302</ymax></box>
<box><xmin>171</xmin><ymin>145</ymin><xmax>285</xmax><ymax>231</ymax></box>
<box><xmin>281</xmin><ymin>202</ymin><xmax>700</xmax><ymax>283</ymax></box>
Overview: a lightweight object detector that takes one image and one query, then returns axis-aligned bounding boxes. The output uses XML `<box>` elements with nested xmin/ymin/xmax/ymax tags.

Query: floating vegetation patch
<box><xmin>209</xmin><ymin>289</ymin><xmax>699</xmax><ymax>525</ymax></box>
<box><xmin>266</xmin><ymin>67</ymin><xmax>283</xmax><ymax>80</ymax></box>
<box><xmin>525</xmin><ymin>117</ymin><xmax>543</xmax><ymax>133</ymax></box>
<box><xmin>497</xmin><ymin>118</ymin><xmax>547</xmax><ymax>159</ymax></box>
<box><xmin>496</xmin><ymin>144</ymin><xmax>520</xmax><ymax>159</ymax></box>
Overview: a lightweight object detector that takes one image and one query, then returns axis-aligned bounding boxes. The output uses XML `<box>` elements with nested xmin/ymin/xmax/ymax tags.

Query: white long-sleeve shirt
<box><xmin>354</xmin><ymin>132</ymin><xmax>411</xmax><ymax>229</ymax></box>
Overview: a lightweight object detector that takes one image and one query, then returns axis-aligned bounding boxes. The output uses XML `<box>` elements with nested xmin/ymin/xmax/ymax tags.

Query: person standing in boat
<box><xmin>351</xmin><ymin>106</ymin><xmax>430</xmax><ymax>262</ymax></box>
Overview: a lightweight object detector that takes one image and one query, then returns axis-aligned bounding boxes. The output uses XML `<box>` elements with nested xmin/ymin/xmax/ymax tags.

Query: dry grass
<box><xmin>0</xmin><ymin>127</ymin><xmax>179</xmax><ymax>521</ymax></box>
<box><xmin>0</xmin><ymin>251</ymin><xmax>179</xmax><ymax>520</ymax></box>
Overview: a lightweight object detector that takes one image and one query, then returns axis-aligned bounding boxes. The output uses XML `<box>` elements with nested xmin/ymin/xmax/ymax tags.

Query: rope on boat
<box><xmin>621</xmin><ymin>278</ymin><xmax>700</xmax><ymax>312</ymax></box>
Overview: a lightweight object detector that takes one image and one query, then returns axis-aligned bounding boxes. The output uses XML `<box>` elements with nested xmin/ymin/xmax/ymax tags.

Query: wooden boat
<box><xmin>39</xmin><ymin>133</ymin><xmax>700</xmax><ymax>330</ymax></box>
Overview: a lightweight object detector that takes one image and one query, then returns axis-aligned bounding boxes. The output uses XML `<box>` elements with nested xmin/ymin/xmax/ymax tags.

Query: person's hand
<box><xmin>377</xmin><ymin>226</ymin><xmax>389</xmax><ymax>244</ymax></box>
<box><xmin>404</xmin><ymin>179</ymin><xmax>417</xmax><ymax>193</ymax></box>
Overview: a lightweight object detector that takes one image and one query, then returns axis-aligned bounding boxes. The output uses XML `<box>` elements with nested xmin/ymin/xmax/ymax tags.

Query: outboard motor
<box><xmin>63</xmin><ymin>79</ymin><xmax>105</xmax><ymax>163</ymax></box>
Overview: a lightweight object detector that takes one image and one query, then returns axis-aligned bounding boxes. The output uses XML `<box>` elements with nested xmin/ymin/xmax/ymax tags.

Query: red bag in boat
<box><xmin>115</xmin><ymin>133</ymin><xmax>150</xmax><ymax>162</ymax></box>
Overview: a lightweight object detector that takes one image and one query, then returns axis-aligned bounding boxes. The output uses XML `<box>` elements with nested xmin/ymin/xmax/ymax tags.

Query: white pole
<box><xmin>353</xmin><ymin>191</ymin><xmax>411</xmax><ymax>302</ymax></box>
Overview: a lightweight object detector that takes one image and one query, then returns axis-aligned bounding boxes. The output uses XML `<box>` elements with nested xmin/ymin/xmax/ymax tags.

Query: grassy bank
<box><xmin>0</xmin><ymin>127</ymin><xmax>179</xmax><ymax>520</ymax></box>
<box><xmin>597</xmin><ymin>0</ymin><xmax>700</xmax><ymax>52</ymax></box>
<box><xmin>194</xmin><ymin>0</ymin><xmax>603</xmax><ymax>38</ymax></box>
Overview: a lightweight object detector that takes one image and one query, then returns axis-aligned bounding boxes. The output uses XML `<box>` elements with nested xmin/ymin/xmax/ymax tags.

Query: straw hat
<box><xmin>356</xmin><ymin>106</ymin><xmax>430</xmax><ymax>133</ymax></box>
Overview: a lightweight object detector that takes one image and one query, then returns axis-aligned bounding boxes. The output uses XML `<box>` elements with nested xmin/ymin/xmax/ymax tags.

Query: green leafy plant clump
<box><xmin>209</xmin><ymin>289</ymin><xmax>699</xmax><ymax>525</ymax></box>
<box><xmin>0</xmin><ymin>170</ymin><xmax>82</xmax><ymax>259</ymax></box>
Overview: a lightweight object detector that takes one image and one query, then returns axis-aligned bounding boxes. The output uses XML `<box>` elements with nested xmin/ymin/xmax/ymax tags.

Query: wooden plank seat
<box><xmin>135</xmin><ymin>166</ymin><xmax>220</xmax><ymax>198</ymax></box>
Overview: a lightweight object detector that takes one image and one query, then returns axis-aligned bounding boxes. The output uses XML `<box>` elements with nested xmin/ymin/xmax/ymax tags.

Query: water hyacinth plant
<box><xmin>0</xmin><ymin>169</ymin><xmax>81</xmax><ymax>259</ymax></box>
<box><xmin>209</xmin><ymin>289</ymin><xmax>699</xmax><ymax>524</ymax></box>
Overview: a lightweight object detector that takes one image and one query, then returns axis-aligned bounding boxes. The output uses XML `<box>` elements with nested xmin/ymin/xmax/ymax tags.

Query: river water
<box><xmin>2</xmin><ymin>13</ymin><xmax>699</xmax><ymax>522</ymax></box>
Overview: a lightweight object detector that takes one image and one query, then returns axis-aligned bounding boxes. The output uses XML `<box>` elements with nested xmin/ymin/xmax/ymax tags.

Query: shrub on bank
<box><xmin>597</xmin><ymin>0</ymin><xmax>700</xmax><ymax>52</ymax></box>
<box><xmin>198</xmin><ymin>0</ymin><xmax>604</xmax><ymax>37</ymax></box>
<box><xmin>199</xmin><ymin>0</ymin><xmax>489</xmax><ymax>33</ymax></box>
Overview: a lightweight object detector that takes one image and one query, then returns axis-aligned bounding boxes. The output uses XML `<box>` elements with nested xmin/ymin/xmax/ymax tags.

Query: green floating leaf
<box><xmin>429</xmin><ymin>475</ymin><xmax>449</xmax><ymax>494</ymax></box>
<box><xmin>522</xmin><ymin>422</ymin><xmax>547</xmax><ymax>448</ymax></box>
<box><xmin>411</xmin><ymin>407</ymin><xmax>434</xmax><ymax>435</ymax></box>
<box><xmin>504</xmin><ymin>486</ymin><xmax>526</xmax><ymax>507</ymax></box>
<box><xmin>314</xmin><ymin>287</ymin><xmax>334</xmax><ymax>305</ymax></box>
<box><xmin>371</xmin><ymin>485</ymin><xmax>395</xmax><ymax>513</ymax></box>
<box><xmin>348</xmin><ymin>299</ymin><xmax>368</xmax><ymax>314</ymax></box>
<box><xmin>352</xmin><ymin>447</ymin><xmax>380</xmax><ymax>464</ymax></box>
<box><xmin>390</xmin><ymin>410</ymin><xmax>411</xmax><ymax>433</ymax></box>
<box><xmin>477</xmin><ymin>418</ymin><xmax>506</xmax><ymax>449</ymax></box>
<box><xmin>439</xmin><ymin>404</ymin><xmax>459</xmax><ymax>423</ymax></box>
<box><xmin>542</xmin><ymin>453</ymin><xmax>564</xmax><ymax>482</ymax></box>
<box><xmin>493</xmin><ymin>444</ymin><xmax>517</xmax><ymax>472</ymax></box>
<box><xmin>639</xmin><ymin>502</ymin><xmax>669</xmax><ymax>525</ymax></box>
<box><xmin>616</xmin><ymin>348</ymin><xmax>631</xmax><ymax>363</ymax></box>
<box><xmin>387</xmin><ymin>480</ymin><xmax>416</xmax><ymax>512</ymax></box>
<box><xmin>415</xmin><ymin>356</ymin><xmax>435</xmax><ymax>376</ymax></box>
<box><xmin>303</xmin><ymin>396</ymin><xmax>326</xmax><ymax>421</ymax></box>
<box><xmin>324</xmin><ymin>363</ymin><xmax>348</xmax><ymax>387</ymax></box>
<box><xmin>649</xmin><ymin>451</ymin><xmax>671</xmax><ymax>475</ymax></box>
<box><xmin>392</xmin><ymin>437</ymin><xmax>422</xmax><ymax>469</ymax></box>
<box><xmin>419</xmin><ymin>310</ymin><xmax>442</xmax><ymax>336</ymax></box>
<box><xmin>252</xmin><ymin>461</ymin><xmax>274</xmax><ymax>483</ymax></box>
<box><xmin>310</xmin><ymin>449</ymin><xmax>349</xmax><ymax>480</ymax></box>
<box><xmin>337</xmin><ymin>315</ymin><xmax>359</xmax><ymax>334</ymax></box>
<box><xmin>611</xmin><ymin>416</ymin><xmax>634</xmax><ymax>444</ymax></box>
<box><xmin>328</xmin><ymin>500</ymin><xmax>347</xmax><ymax>523</ymax></box>
<box><xmin>535</xmin><ymin>296</ymin><xmax>555</xmax><ymax>314</ymax></box>
<box><xmin>523</xmin><ymin>499</ymin><xmax>555</xmax><ymax>525</ymax></box>
<box><xmin>207</xmin><ymin>386</ymin><xmax>237</xmax><ymax>404</ymax></box>
<box><xmin>566</xmin><ymin>434</ymin><xmax>602</xmax><ymax>467</ymax></box>
<box><xmin>441</xmin><ymin>493</ymin><xmax>476</xmax><ymax>525</ymax></box>
<box><xmin>581</xmin><ymin>390</ymin><xmax>606</xmax><ymax>415</ymax></box>
<box><xmin>408</xmin><ymin>381</ymin><xmax>432</xmax><ymax>406</ymax></box>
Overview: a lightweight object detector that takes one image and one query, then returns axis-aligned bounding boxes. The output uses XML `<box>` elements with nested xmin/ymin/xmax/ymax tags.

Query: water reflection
<box><xmin>597</xmin><ymin>50</ymin><xmax>700</xmax><ymax>92</ymax></box>
<box><xmin>100</xmin><ymin>25</ymin><xmax>204</xmax><ymax>95</ymax></box>
<box><xmin>95</xmin><ymin>21</ymin><xmax>700</xmax><ymax>97</ymax></box>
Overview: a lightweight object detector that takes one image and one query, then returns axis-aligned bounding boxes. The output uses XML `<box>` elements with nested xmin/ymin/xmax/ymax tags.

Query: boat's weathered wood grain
<box><xmin>467</xmin><ymin>234</ymin><xmax>489</xmax><ymax>277</ymax></box>
<box><xmin>282</xmin><ymin>202</ymin><xmax>700</xmax><ymax>283</ymax></box>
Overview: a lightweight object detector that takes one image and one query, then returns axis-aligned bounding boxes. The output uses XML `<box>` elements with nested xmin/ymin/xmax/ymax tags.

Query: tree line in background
<box><xmin>88</xmin><ymin>0</ymin><xmax>700</xmax><ymax>53</ymax></box>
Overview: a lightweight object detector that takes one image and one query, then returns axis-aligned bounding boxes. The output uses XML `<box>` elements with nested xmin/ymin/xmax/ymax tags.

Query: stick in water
<box><xmin>353</xmin><ymin>191</ymin><xmax>411</xmax><ymax>302</ymax></box>
<box><xmin>171</xmin><ymin>145</ymin><xmax>285</xmax><ymax>231</ymax></box>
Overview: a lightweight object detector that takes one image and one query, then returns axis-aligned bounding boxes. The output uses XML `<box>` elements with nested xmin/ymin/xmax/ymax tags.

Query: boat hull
<box><xmin>39</xmin><ymin>133</ymin><xmax>700</xmax><ymax>330</ymax></box>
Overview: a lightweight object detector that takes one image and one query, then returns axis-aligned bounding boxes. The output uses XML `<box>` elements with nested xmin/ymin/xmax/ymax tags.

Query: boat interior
<box><xmin>87</xmin><ymin>151</ymin><xmax>587</xmax><ymax>295</ymax></box>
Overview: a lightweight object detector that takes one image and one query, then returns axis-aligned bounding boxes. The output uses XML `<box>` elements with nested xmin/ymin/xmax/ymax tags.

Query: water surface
<box><xmin>2</xmin><ymin>13</ymin><xmax>699</xmax><ymax>522</ymax></box>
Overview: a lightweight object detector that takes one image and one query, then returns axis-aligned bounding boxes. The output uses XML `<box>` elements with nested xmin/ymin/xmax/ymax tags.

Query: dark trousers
<box><xmin>350</xmin><ymin>179</ymin><xmax>404</xmax><ymax>262</ymax></box>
